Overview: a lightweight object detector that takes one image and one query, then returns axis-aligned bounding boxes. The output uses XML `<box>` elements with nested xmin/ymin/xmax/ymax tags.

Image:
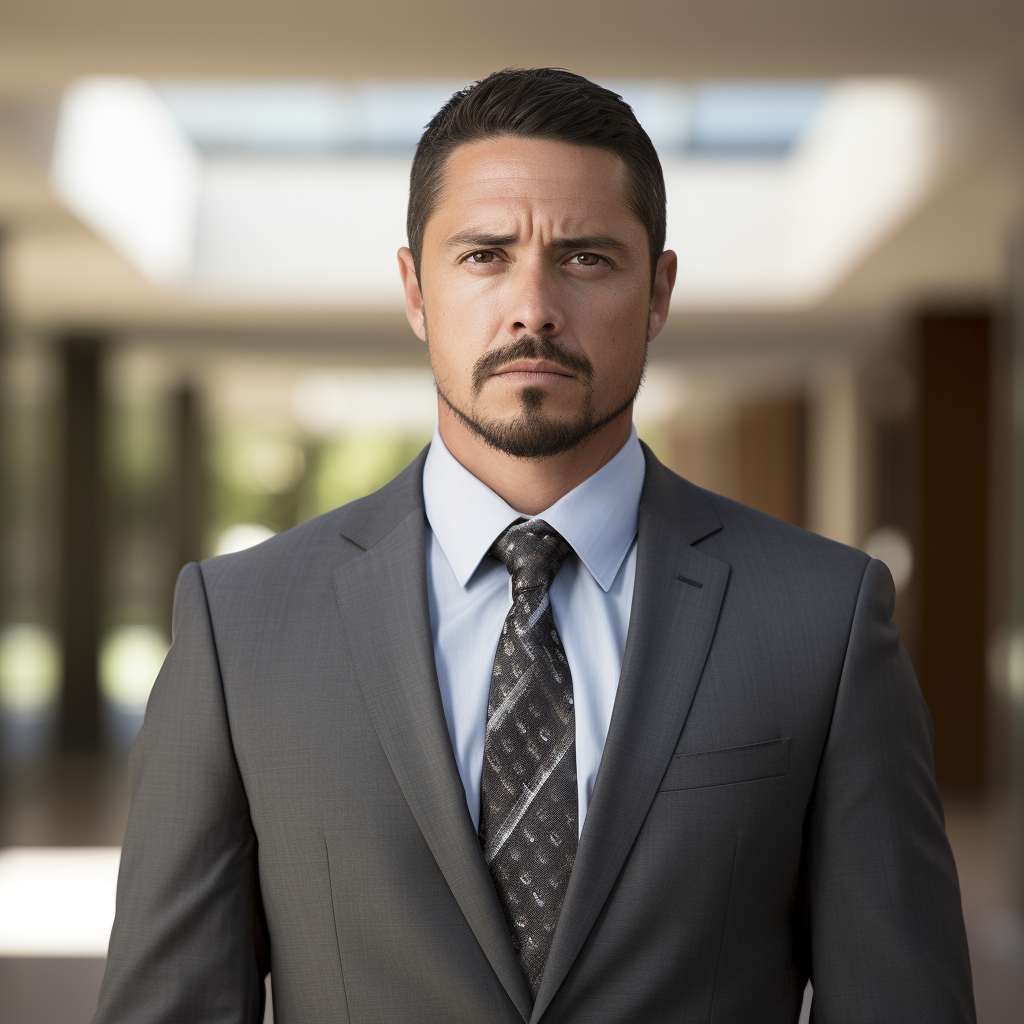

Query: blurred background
<box><xmin>1</xmin><ymin>1</ymin><xmax>1023</xmax><ymax>1021</ymax></box>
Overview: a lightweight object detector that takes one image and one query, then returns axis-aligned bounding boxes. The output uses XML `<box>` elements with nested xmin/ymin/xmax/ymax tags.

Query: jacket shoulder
<box><xmin>706</xmin><ymin>487</ymin><xmax>867</xmax><ymax>569</ymax></box>
<box><xmin>644</xmin><ymin>446</ymin><xmax>868</xmax><ymax>578</ymax></box>
<box><xmin>644</xmin><ymin>449</ymin><xmax>870</xmax><ymax>594</ymax></box>
<box><xmin>696</xmin><ymin>487</ymin><xmax>873</xmax><ymax>621</ymax></box>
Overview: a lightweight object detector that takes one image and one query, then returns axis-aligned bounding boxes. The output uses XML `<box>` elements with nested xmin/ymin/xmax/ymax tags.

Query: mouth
<box><xmin>489</xmin><ymin>359</ymin><xmax>577</xmax><ymax>386</ymax></box>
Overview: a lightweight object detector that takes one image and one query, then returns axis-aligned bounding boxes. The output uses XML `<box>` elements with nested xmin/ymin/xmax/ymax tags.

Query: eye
<box><xmin>468</xmin><ymin>251</ymin><xmax>497</xmax><ymax>263</ymax></box>
<box><xmin>570</xmin><ymin>253</ymin><xmax>603</xmax><ymax>266</ymax></box>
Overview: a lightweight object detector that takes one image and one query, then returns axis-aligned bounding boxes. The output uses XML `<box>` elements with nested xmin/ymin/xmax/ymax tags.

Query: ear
<box><xmin>398</xmin><ymin>247</ymin><xmax>427</xmax><ymax>342</ymax></box>
<box><xmin>646</xmin><ymin>249</ymin><xmax>677</xmax><ymax>343</ymax></box>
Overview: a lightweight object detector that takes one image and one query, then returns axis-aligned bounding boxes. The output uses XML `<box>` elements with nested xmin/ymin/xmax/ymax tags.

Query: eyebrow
<box><xmin>443</xmin><ymin>231</ymin><xmax>630</xmax><ymax>253</ymax></box>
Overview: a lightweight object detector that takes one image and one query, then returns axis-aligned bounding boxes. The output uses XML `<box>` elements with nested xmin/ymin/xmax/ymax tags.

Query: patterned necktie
<box><xmin>479</xmin><ymin>518</ymin><xmax>578</xmax><ymax>998</ymax></box>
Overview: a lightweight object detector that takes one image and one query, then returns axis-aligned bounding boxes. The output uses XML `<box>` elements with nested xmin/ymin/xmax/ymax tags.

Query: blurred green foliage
<box><xmin>305</xmin><ymin>434</ymin><xmax>429</xmax><ymax>521</ymax></box>
<box><xmin>209</xmin><ymin>430</ymin><xmax>428</xmax><ymax>549</ymax></box>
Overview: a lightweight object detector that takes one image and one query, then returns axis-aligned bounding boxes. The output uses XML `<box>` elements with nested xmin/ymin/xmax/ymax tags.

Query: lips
<box><xmin>491</xmin><ymin>359</ymin><xmax>575</xmax><ymax>381</ymax></box>
<box><xmin>471</xmin><ymin>337</ymin><xmax>594</xmax><ymax>394</ymax></box>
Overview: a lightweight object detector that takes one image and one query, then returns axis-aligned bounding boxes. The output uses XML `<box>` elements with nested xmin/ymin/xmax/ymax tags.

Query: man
<box><xmin>95</xmin><ymin>69</ymin><xmax>975</xmax><ymax>1023</ymax></box>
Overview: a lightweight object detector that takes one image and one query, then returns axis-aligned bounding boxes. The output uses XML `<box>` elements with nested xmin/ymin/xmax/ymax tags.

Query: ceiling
<box><xmin>0</xmin><ymin>0</ymin><xmax>1021</xmax><ymax>350</ymax></box>
<box><xmin>1</xmin><ymin>0</ymin><xmax>1023</xmax><ymax>83</ymax></box>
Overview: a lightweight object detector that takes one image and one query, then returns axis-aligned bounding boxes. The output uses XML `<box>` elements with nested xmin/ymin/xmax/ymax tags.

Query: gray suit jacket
<box><xmin>94</xmin><ymin>444</ymin><xmax>975</xmax><ymax>1023</ymax></box>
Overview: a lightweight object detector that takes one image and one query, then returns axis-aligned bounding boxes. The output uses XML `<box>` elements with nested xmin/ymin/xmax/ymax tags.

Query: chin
<box><xmin>470</xmin><ymin>407</ymin><xmax>597</xmax><ymax>460</ymax></box>
<box><xmin>487</xmin><ymin>386</ymin><xmax>581</xmax><ymax>419</ymax></box>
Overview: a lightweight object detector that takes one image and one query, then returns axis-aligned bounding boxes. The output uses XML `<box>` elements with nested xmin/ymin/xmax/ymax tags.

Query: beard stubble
<box><xmin>429</xmin><ymin>328</ymin><xmax>647</xmax><ymax>459</ymax></box>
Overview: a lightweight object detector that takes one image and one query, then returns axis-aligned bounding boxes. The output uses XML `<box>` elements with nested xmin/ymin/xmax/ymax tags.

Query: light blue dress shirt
<box><xmin>423</xmin><ymin>425</ymin><xmax>645</xmax><ymax>836</ymax></box>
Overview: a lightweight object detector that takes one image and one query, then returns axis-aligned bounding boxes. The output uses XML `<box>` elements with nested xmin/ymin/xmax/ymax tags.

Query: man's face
<box><xmin>399</xmin><ymin>136</ymin><xmax>675</xmax><ymax>458</ymax></box>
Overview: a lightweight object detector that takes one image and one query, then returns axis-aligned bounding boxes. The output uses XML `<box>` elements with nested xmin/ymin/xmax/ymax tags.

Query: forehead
<box><xmin>427</xmin><ymin>136</ymin><xmax>640</xmax><ymax>238</ymax></box>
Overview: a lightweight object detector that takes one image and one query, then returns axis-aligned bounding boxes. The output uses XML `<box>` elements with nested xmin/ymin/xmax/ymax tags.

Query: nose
<box><xmin>505</xmin><ymin>258</ymin><xmax>564</xmax><ymax>337</ymax></box>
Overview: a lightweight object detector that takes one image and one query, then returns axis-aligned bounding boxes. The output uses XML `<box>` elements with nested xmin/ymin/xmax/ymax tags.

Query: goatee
<box><xmin>432</xmin><ymin>334</ymin><xmax>646</xmax><ymax>459</ymax></box>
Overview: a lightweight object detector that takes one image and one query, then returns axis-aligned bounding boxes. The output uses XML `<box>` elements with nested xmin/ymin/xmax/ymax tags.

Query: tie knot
<box><xmin>490</xmin><ymin>519</ymin><xmax>572</xmax><ymax>594</ymax></box>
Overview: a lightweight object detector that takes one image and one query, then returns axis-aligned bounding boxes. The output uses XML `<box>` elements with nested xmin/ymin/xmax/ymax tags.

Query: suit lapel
<box><xmin>530</xmin><ymin>456</ymin><xmax>730</xmax><ymax>1023</ymax></box>
<box><xmin>332</xmin><ymin>484</ymin><xmax>533</xmax><ymax>1020</ymax></box>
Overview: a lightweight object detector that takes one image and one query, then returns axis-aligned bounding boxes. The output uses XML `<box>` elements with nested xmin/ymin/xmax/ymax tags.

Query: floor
<box><xmin>0</xmin><ymin>758</ymin><xmax>1021</xmax><ymax>1023</ymax></box>
<box><xmin>0</xmin><ymin>960</ymin><xmax>106</xmax><ymax>1024</ymax></box>
<box><xmin>0</xmin><ymin>963</ymin><xmax>273</xmax><ymax>1024</ymax></box>
<box><xmin>944</xmin><ymin>793</ymin><xmax>1024</xmax><ymax>1023</ymax></box>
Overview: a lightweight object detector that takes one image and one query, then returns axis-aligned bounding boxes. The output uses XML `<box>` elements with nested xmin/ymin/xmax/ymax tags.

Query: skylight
<box><xmin>155</xmin><ymin>79</ymin><xmax>825</xmax><ymax>157</ymax></box>
<box><xmin>685</xmin><ymin>83</ymin><xmax>826</xmax><ymax>156</ymax></box>
<box><xmin>156</xmin><ymin>81</ymin><xmax>466</xmax><ymax>154</ymax></box>
<box><xmin>49</xmin><ymin>77</ymin><xmax>936</xmax><ymax>307</ymax></box>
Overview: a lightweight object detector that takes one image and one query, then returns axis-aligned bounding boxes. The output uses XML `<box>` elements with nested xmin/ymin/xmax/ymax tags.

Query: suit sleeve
<box><xmin>94</xmin><ymin>561</ymin><xmax>270</xmax><ymax>1024</ymax></box>
<box><xmin>803</xmin><ymin>558</ymin><xmax>975</xmax><ymax>1023</ymax></box>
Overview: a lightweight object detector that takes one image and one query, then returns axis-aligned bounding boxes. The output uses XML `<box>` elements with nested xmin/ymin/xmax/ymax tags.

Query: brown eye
<box><xmin>573</xmin><ymin>253</ymin><xmax>601</xmax><ymax>266</ymax></box>
<box><xmin>469</xmin><ymin>251</ymin><xmax>495</xmax><ymax>263</ymax></box>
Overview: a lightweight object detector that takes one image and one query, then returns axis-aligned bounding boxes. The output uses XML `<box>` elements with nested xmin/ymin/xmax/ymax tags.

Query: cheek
<box><xmin>568</xmin><ymin>273</ymin><xmax>648</xmax><ymax>328</ymax></box>
<box><xmin>581</xmin><ymin>296</ymin><xmax>649</xmax><ymax>369</ymax></box>
<box><xmin>424</xmin><ymin>288</ymin><xmax>490</xmax><ymax>386</ymax></box>
<box><xmin>428</xmin><ymin>264</ymin><xmax>492</xmax><ymax>323</ymax></box>
<box><xmin>428</xmin><ymin>279</ymin><xmax>507</xmax><ymax>358</ymax></box>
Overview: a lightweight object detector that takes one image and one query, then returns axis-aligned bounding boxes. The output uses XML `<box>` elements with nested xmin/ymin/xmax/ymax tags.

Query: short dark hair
<box><xmin>407</xmin><ymin>68</ymin><xmax>666</xmax><ymax>277</ymax></box>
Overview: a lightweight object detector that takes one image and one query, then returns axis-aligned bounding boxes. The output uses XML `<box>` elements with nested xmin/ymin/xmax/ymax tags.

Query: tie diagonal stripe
<box><xmin>483</xmin><ymin>728</ymin><xmax>575</xmax><ymax>865</ymax></box>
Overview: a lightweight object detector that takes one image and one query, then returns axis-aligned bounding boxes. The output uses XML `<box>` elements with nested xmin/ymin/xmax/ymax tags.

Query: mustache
<box><xmin>471</xmin><ymin>336</ymin><xmax>594</xmax><ymax>395</ymax></box>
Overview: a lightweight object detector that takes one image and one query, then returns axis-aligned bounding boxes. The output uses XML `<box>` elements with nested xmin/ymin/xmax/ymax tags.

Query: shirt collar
<box><xmin>423</xmin><ymin>424</ymin><xmax>645</xmax><ymax>592</ymax></box>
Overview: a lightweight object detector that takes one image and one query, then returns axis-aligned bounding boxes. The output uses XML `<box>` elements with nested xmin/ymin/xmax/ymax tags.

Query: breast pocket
<box><xmin>658</xmin><ymin>738</ymin><xmax>791</xmax><ymax>792</ymax></box>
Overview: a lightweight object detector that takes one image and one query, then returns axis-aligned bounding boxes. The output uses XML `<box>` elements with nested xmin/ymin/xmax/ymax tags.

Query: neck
<box><xmin>437</xmin><ymin>402</ymin><xmax>634</xmax><ymax>515</ymax></box>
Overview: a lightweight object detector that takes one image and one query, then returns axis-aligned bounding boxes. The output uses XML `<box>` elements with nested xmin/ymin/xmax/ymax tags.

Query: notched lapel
<box><xmin>332</xmin><ymin>507</ymin><xmax>533</xmax><ymax>1021</ymax></box>
<box><xmin>531</xmin><ymin>476</ymin><xmax>730</xmax><ymax>1023</ymax></box>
